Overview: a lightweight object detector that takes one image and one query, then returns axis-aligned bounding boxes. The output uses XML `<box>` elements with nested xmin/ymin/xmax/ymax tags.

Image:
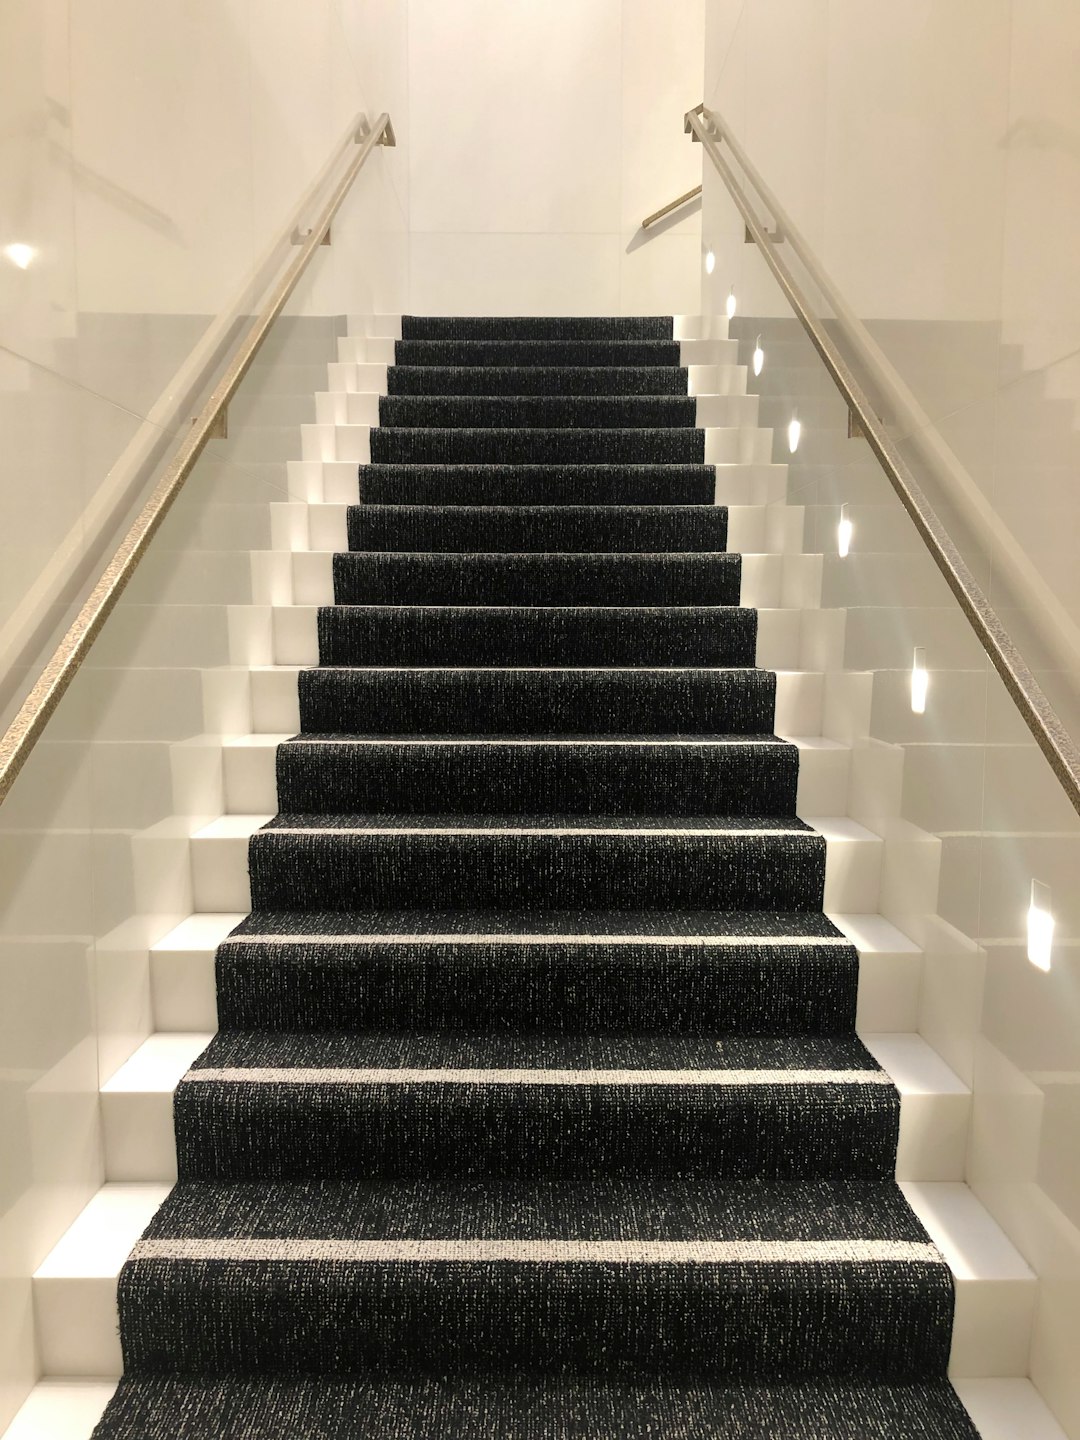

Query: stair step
<box><xmin>100</xmin><ymin>1030</ymin><xmax>966</xmax><ymax>1186</ymax></box>
<box><xmin>300</xmin><ymin>421</ymin><xmax>773</xmax><ymax>467</ymax></box>
<box><xmin>31</xmin><ymin>1176</ymin><xmax>1034</xmax><ymax>1382</ymax></box>
<box><xmin>249</xmin><ymin>664</ymin><xmax>847</xmax><ymax>740</ymax></box>
<box><xmin>220</xmin><ymin>731</ymin><xmax>846</xmax><ymax>817</ymax></box>
<box><xmin>330</xmin><ymin>550</ymin><xmax>744</xmax><ymax>606</ymax></box>
<box><xmin>272</xmin><ymin>549</ymin><xmax>822</xmax><ymax>612</ymax></box>
<box><xmin>187</xmin><ymin>811</ymin><xmax>886</xmax><ymax>914</ymax></box>
<box><xmin>5</xmin><ymin>1377</ymin><xmax>1067</xmax><ymax>1440</ymax></box>
<box><xmin>151</xmin><ymin>909</ymin><xmax>921</xmax><ymax>1038</ymax></box>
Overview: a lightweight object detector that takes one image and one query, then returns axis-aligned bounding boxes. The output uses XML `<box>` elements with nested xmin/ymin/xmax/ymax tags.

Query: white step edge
<box><xmin>219</xmin><ymin>731</ymin><xmax>850</xmax><ymax>819</ymax></box>
<box><xmin>293</xmin><ymin>456</ymin><xmax>790</xmax><ymax>506</ymax></box>
<box><xmin>829</xmin><ymin>911</ymin><xmax>922</xmax><ymax>1032</ymax></box>
<box><xmin>263</xmin><ymin>603</ymin><xmax>847</xmax><ymax>671</ymax></box>
<box><xmin>299</xmin><ymin>423</ymin><xmax>776</xmax><ymax>469</ymax></box>
<box><xmin>150</xmin><ymin>911</ymin><xmax>244</xmax><ymax>1032</ymax></box>
<box><xmin>247</xmin><ymin>666</ymin><xmax>866</xmax><ymax>745</ymax></box>
<box><xmin>101</xmin><ymin>1028</ymin><xmax>965</xmax><ymax>1186</ymax></box>
<box><xmin>32</xmin><ymin>1184</ymin><xmax>171</xmax><ymax>1377</ymax></box>
<box><xmin>272</xmin><ymin>501</ymin><xmax>806</xmax><ymax>559</ymax></box>
<box><xmin>249</xmin><ymin>665</ymin><xmax>840</xmax><ymax>743</ymax></box>
<box><xmin>30</xmin><ymin>1176</ymin><xmax>1037</xmax><ymax>1383</ymax></box>
<box><xmin>0</xmin><ymin>1381</ymin><xmax>118</xmax><ymax>1440</ymax></box>
<box><xmin>3</xmin><ymin>1376</ymin><xmax>1067</xmax><ymax>1440</ymax></box>
<box><xmin>152</xmin><ymin>909</ymin><xmax>924</xmax><ymax>1038</ymax></box>
<box><xmin>189</xmin><ymin>812</ymin><xmax>884</xmax><ymax>915</ymax></box>
<box><xmin>312</xmin><ymin>391</ymin><xmax>760</xmax><ymax>429</ymax></box>
<box><xmin>954</xmin><ymin>1380</ymin><xmax>1070</xmax><ymax>1440</ymax></box>
<box><xmin>265</xmin><ymin>550</ymin><xmax>824</xmax><ymax>615</ymax></box>
<box><xmin>902</xmin><ymin>1182</ymin><xmax>1037</xmax><ymax>1379</ymax></box>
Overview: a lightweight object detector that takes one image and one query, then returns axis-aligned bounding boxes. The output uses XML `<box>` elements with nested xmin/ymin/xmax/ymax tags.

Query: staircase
<box><xmin>13</xmin><ymin>315</ymin><xmax>1061</xmax><ymax>1440</ymax></box>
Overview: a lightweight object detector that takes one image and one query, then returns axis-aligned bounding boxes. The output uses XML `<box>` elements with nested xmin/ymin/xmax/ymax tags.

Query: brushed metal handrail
<box><xmin>641</xmin><ymin>184</ymin><xmax>702</xmax><ymax>230</ymax></box>
<box><xmin>0</xmin><ymin>111</ymin><xmax>395</xmax><ymax>805</ymax></box>
<box><xmin>687</xmin><ymin>102</ymin><xmax>1080</xmax><ymax>816</ymax></box>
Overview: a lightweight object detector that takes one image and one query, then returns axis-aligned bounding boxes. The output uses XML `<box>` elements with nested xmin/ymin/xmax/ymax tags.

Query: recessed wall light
<box><xmin>3</xmin><ymin>242</ymin><xmax>35</xmax><ymax>270</ymax></box>
<box><xmin>752</xmin><ymin>335</ymin><xmax>764</xmax><ymax>377</ymax></box>
<box><xmin>837</xmin><ymin>504</ymin><xmax>853</xmax><ymax>558</ymax></box>
<box><xmin>705</xmin><ymin>250</ymin><xmax>716</xmax><ymax>275</ymax></box>
<box><xmin>1027</xmin><ymin>879</ymin><xmax>1054</xmax><ymax>971</ymax></box>
<box><xmin>726</xmin><ymin>288</ymin><xmax>737</xmax><ymax>319</ymax></box>
<box><xmin>787</xmin><ymin>411</ymin><xmax>801</xmax><ymax>454</ymax></box>
<box><xmin>910</xmin><ymin>646</ymin><xmax>928</xmax><ymax>714</ymax></box>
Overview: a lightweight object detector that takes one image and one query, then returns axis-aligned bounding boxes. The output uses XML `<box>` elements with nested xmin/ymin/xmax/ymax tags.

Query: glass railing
<box><xmin>696</xmin><ymin>105</ymin><xmax>1080</xmax><ymax>1426</ymax></box>
<box><xmin>0</xmin><ymin>109</ymin><xmax>402</xmax><ymax>1427</ymax></box>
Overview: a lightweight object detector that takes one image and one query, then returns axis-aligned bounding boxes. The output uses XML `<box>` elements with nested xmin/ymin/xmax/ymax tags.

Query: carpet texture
<box><xmin>94</xmin><ymin>315</ymin><xmax>979</xmax><ymax>1438</ymax></box>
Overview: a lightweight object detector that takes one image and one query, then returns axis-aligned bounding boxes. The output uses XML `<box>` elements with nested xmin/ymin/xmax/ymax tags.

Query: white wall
<box><xmin>404</xmin><ymin>0</ymin><xmax>704</xmax><ymax>315</ymax></box>
<box><xmin>700</xmin><ymin>6</ymin><xmax>1080</xmax><ymax>1434</ymax></box>
<box><xmin>0</xmin><ymin>0</ymin><xmax>408</xmax><ymax>725</ymax></box>
<box><xmin>0</xmin><ymin>4</ymin><xmax>408</xmax><ymax>1427</ymax></box>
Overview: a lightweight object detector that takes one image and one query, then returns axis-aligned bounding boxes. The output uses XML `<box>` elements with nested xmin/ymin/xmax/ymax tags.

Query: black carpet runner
<box><xmin>95</xmin><ymin>316</ymin><xmax>978</xmax><ymax>1438</ymax></box>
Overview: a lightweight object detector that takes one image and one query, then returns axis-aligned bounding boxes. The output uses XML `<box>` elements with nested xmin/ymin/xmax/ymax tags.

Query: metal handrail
<box><xmin>687</xmin><ymin>103</ymin><xmax>1080</xmax><ymax>817</ymax></box>
<box><xmin>641</xmin><ymin>184</ymin><xmax>701</xmax><ymax>230</ymax></box>
<box><xmin>0</xmin><ymin>111</ymin><xmax>395</xmax><ymax>805</ymax></box>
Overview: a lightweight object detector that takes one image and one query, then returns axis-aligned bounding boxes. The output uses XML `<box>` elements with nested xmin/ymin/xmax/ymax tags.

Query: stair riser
<box><xmin>335</xmin><ymin>337</ymin><xmax>741</xmax><ymax>367</ymax></box>
<box><xmin>115</xmin><ymin>1257</ymin><xmax>952</xmax><ymax>1381</ymax></box>
<box><xmin>246</xmin><ymin>831</ymin><xmax>826</xmax><ymax>913</ymax></box>
<box><xmin>301</xmin><ymin>424</ymin><xmax>773</xmax><ymax>467</ymax></box>
<box><xmin>274</xmin><ymin>741</ymin><xmax>798</xmax><ymax>817</ymax></box>
<box><xmin>329</xmin><ymin>553</ymin><xmax>743</xmax><ymax>607</ymax></box>
<box><xmin>152</xmin><ymin>930</ymin><xmax>921</xmax><ymax>1038</ymax></box>
<box><xmin>293</xmin><ymin>668</ymin><xmax>778</xmax><ymax>737</ymax></box>
<box><xmin>384</xmin><ymin>366</ymin><xmax>697</xmax><ymax>397</ymax></box>
<box><xmin>345</xmin><ymin>505</ymin><xmax>731</xmax><ymax>554</ymax></box>
<box><xmin>227</xmin><ymin>737</ymin><xmax>843</xmax><ymax>818</ymax></box>
<box><xmin>189</xmin><ymin>826</ymin><xmax>878</xmax><ymax>915</ymax></box>
<box><xmin>171</xmin><ymin>1081</ymin><xmax>900</xmax><ymax>1183</ymax></box>
<box><xmin>316</xmin><ymin>607</ymin><xmax>758</xmax><ymax>668</ymax></box>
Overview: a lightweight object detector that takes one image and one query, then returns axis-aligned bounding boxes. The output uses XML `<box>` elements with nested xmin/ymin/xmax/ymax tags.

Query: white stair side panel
<box><xmin>704</xmin><ymin>426</ymin><xmax>772</xmax><ymax>466</ymax></box>
<box><xmin>31</xmin><ymin>1176</ymin><xmax>1035</xmax><ymax>1382</ymax></box>
<box><xmin>150</xmin><ymin>912</ymin><xmax>243</xmax><ymax>1033</ymax></box>
<box><xmin>307</xmin><ymin>504</ymin><xmax>350</xmax><ymax>552</ymax></box>
<box><xmin>250</xmin><ymin>666</ymin><xmax>301</xmax><ymax>733</ymax></box>
<box><xmin>686</xmin><ymin>363</ymin><xmax>747</xmax><ymax>396</ymax></box>
<box><xmin>954</xmin><ymin>1380</ymin><xmax>1070</xmax><ymax>1440</ymax></box>
<box><xmin>95</xmin><ymin>1029</ymin><xmax>972</xmax><ymax>1187</ymax></box>
<box><xmin>272</xmin><ymin>607</ymin><xmax>319</xmax><ymax>665</ymax></box>
<box><xmin>336</xmin><ymin>336</ymin><xmax>396</xmax><ymax>364</ymax></box>
<box><xmin>190</xmin><ymin>815</ymin><xmax>268</xmax><ymax>912</ymax></box>
<box><xmin>831</xmin><ymin>912</ymin><xmax>923</xmax><ymax>1033</ymax></box>
<box><xmin>0</xmin><ymin>1381</ymin><xmax>117</xmax><ymax>1440</ymax></box>
<box><xmin>100</xmin><ymin>1033</ymin><xmax>210</xmax><ymax>1182</ymax></box>
<box><xmin>813</xmin><ymin>816</ymin><xmax>883</xmax><ymax>913</ymax></box>
<box><xmin>33</xmin><ymin>1185</ymin><xmax>171</xmax><ymax>1377</ymax></box>
<box><xmin>861</xmin><ymin>1032</ymin><xmax>970</xmax><ymax>1181</ymax></box>
<box><xmin>902</xmin><ymin>1181</ymin><xmax>1037</xmax><ymax>1378</ymax></box>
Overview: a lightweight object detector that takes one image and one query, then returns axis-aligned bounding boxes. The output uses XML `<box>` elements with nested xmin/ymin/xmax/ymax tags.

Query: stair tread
<box><xmin>259</xmin><ymin>812</ymin><xmax>814</xmax><ymax>833</ymax></box>
<box><xmin>135</xmin><ymin>1173</ymin><xmax>928</xmax><ymax>1245</ymax></box>
<box><xmin>227</xmin><ymin>909</ymin><xmax>849</xmax><ymax>941</ymax></box>
<box><xmin>185</xmin><ymin>1029</ymin><xmax>886</xmax><ymax>1076</ymax></box>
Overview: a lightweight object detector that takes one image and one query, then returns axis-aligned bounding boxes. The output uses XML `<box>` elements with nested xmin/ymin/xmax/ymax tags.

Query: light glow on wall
<box><xmin>726</xmin><ymin>288</ymin><xmax>736</xmax><ymax>319</ymax></box>
<box><xmin>3</xmin><ymin>243</ymin><xmax>36</xmax><ymax>270</ymax></box>
<box><xmin>1027</xmin><ymin>879</ymin><xmax>1055</xmax><ymax>971</ymax></box>
<box><xmin>837</xmin><ymin>504</ymin><xmax>853</xmax><ymax>558</ymax></box>
<box><xmin>787</xmin><ymin>412</ymin><xmax>801</xmax><ymax>453</ymax></box>
<box><xmin>704</xmin><ymin>250</ymin><xmax>716</xmax><ymax>275</ymax></box>
<box><xmin>910</xmin><ymin>646</ymin><xmax>928</xmax><ymax>714</ymax></box>
<box><xmin>752</xmin><ymin>335</ymin><xmax>764</xmax><ymax>376</ymax></box>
